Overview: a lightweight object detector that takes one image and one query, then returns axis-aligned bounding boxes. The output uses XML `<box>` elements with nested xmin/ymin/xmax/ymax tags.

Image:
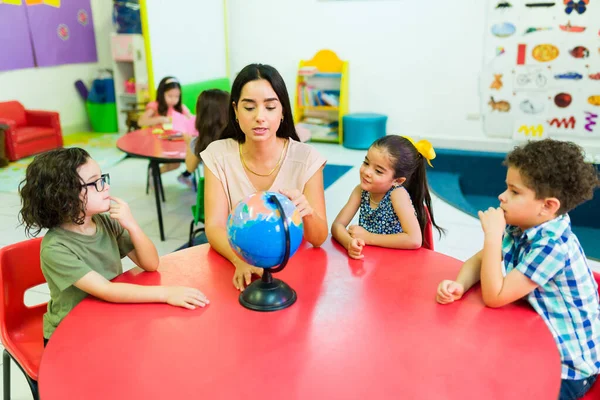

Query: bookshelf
<box><xmin>294</xmin><ymin>50</ymin><xmax>349</xmax><ymax>144</ymax></box>
<box><xmin>110</xmin><ymin>33</ymin><xmax>150</xmax><ymax>132</ymax></box>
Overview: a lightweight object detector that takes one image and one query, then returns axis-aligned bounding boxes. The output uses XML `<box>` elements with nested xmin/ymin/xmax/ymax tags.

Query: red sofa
<box><xmin>0</xmin><ymin>101</ymin><xmax>63</xmax><ymax>162</ymax></box>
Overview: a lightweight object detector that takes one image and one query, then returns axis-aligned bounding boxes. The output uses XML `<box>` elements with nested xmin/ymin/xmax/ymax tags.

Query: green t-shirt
<box><xmin>41</xmin><ymin>214</ymin><xmax>135</xmax><ymax>339</ymax></box>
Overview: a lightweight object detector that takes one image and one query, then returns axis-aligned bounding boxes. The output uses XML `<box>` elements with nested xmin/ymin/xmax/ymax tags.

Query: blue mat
<box><xmin>323</xmin><ymin>164</ymin><xmax>353</xmax><ymax>190</ymax></box>
<box><xmin>428</xmin><ymin>149</ymin><xmax>600</xmax><ymax>261</ymax></box>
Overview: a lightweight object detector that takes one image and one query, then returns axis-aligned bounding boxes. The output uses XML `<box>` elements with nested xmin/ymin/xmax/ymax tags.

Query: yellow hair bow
<box><xmin>403</xmin><ymin>136</ymin><xmax>436</xmax><ymax>168</ymax></box>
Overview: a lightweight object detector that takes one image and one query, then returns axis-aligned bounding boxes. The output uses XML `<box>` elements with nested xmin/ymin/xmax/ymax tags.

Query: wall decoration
<box><xmin>489</xmin><ymin>97</ymin><xmax>511</xmax><ymax>112</ymax></box>
<box><xmin>0</xmin><ymin>3</ymin><xmax>35</xmax><ymax>71</ymax></box>
<box><xmin>554</xmin><ymin>71</ymin><xmax>583</xmax><ymax>80</ymax></box>
<box><xmin>548</xmin><ymin>116</ymin><xmax>576</xmax><ymax>129</ymax></box>
<box><xmin>520</xmin><ymin>99</ymin><xmax>546</xmax><ymax>114</ymax></box>
<box><xmin>496</xmin><ymin>2</ymin><xmax>513</xmax><ymax>9</ymax></box>
<box><xmin>554</xmin><ymin>93</ymin><xmax>573</xmax><ymax>108</ymax></box>
<box><xmin>569</xmin><ymin>46</ymin><xmax>589</xmax><ymax>58</ymax></box>
<box><xmin>532</xmin><ymin>44</ymin><xmax>560</xmax><ymax>62</ymax></box>
<box><xmin>492</xmin><ymin>22</ymin><xmax>517</xmax><ymax>37</ymax></box>
<box><xmin>559</xmin><ymin>21</ymin><xmax>586</xmax><ymax>32</ymax></box>
<box><xmin>526</xmin><ymin>2</ymin><xmax>556</xmax><ymax>7</ymax></box>
<box><xmin>0</xmin><ymin>0</ymin><xmax>96</xmax><ymax>71</ymax></box>
<box><xmin>490</xmin><ymin>74</ymin><xmax>504</xmax><ymax>90</ymax></box>
<box><xmin>481</xmin><ymin>0</ymin><xmax>600</xmax><ymax>141</ymax></box>
<box><xmin>564</xmin><ymin>0</ymin><xmax>588</xmax><ymax>15</ymax></box>
<box><xmin>584</xmin><ymin>112</ymin><xmax>598</xmax><ymax>131</ymax></box>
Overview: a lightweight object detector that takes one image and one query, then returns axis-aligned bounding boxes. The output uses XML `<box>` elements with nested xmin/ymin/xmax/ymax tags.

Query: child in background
<box><xmin>331</xmin><ymin>135</ymin><xmax>443</xmax><ymax>259</ymax></box>
<box><xmin>19</xmin><ymin>148</ymin><xmax>209</xmax><ymax>345</ymax></box>
<box><xmin>177</xmin><ymin>89</ymin><xmax>229</xmax><ymax>188</ymax></box>
<box><xmin>138</xmin><ymin>76</ymin><xmax>194</xmax><ymax>174</ymax></box>
<box><xmin>436</xmin><ymin>139</ymin><xmax>600</xmax><ymax>400</ymax></box>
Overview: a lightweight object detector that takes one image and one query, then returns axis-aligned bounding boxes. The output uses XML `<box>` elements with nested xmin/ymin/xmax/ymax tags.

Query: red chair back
<box><xmin>0</xmin><ymin>101</ymin><xmax>26</xmax><ymax>127</ymax></box>
<box><xmin>0</xmin><ymin>238</ymin><xmax>46</xmax><ymax>380</ymax></box>
<box><xmin>423</xmin><ymin>206</ymin><xmax>434</xmax><ymax>251</ymax></box>
<box><xmin>580</xmin><ymin>271</ymin><xmax>600</xmax><ymax>399</ymax></box>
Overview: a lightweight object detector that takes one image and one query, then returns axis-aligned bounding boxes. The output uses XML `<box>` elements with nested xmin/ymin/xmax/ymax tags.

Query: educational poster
<box><xmin>0</xmin><ymin>0</ymin><xmax>96</xmax><ymax>71</ymax></box>
<box><xmin>0</xmin><ymin>3</ymin><xmax>35</xmax><ymax>71</ymax></box>
<box><xmin>480</xmin><ymin>1</ymin><xmax>600</xmax><ymax>142</ymax></box>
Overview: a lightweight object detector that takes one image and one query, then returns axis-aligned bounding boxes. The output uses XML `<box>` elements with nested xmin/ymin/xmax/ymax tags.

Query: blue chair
<box><xmin>342</xmin><ymin>113</ymin><xmax>388</xmax><ymax>150</ymax></box>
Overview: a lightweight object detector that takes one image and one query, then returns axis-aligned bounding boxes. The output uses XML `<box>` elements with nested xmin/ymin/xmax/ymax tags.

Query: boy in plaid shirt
<box><xmin>436</xmin><ymin>139</ymin><xmax>600</xmax><ymax>400</ymax></box>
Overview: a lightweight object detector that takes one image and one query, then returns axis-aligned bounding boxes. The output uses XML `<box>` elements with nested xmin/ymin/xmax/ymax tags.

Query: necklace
<box><xmin>369</xmin><ymin>193</ymin><xmax>381</xmax><ymax>207</ymax></box>
<box><xmin>239</xmin><ymin>139</ymin><xmax>288</xmax><ymax>177</ymax></box>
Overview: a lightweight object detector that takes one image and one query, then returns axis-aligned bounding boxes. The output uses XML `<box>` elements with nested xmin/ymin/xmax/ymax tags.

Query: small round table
<box><xmin>116</xmin><ymin>128</ymin><xmax>186</xmax><ymax>240</ymax></box>
<box><xmin>39</xmin><ymin>239</ymin><xmax>561</xmax><ymax>399</ymax></box>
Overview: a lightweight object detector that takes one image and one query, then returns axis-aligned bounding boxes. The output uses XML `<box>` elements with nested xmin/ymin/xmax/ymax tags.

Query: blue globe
<box><xmin>227</xmin><ymin>191</ymin><xmax>303</xmax><ymax>268</ymax></box>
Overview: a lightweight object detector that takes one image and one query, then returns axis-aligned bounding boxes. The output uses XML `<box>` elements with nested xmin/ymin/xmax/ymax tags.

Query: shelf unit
<box><xmin>293</xmin><ymin>50</ymin><xmax>349</xmax><ymax>144</ymax></box>
<box><xmin>110</xmin><ymin>33</ymin><xmax>150</xmax><ymax>133</ymax></box>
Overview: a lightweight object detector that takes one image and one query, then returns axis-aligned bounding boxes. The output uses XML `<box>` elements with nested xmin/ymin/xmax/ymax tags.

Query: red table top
<box><xmin>116</xmin><ymin>128</ymin><xmax>186</xmax><ymax>161</ymax></box>
<box><xmin>38</xmin><ymin>239</ymin><xmax>561</xmax><ymax>400</ymax></box>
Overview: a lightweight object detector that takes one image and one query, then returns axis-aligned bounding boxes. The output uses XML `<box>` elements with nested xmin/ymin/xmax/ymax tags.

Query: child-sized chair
<box><xmin>0</xmin><ymin>238</ymin><xmax>46</xmax><ymax>400</ymax></box>
<box><xmin>423</xmin><ymin>206</ymin><xmax>434</xmax><ymax>251</ymax></box>
<box><xmin>188</xmin><ymin>170</ymin><xmax>205</xmax><ymax>247</ymax></box>
<box><xmin>581</xmin><ymin>271</ymin><xmax>600</xmax><ymax>399</ymax></box>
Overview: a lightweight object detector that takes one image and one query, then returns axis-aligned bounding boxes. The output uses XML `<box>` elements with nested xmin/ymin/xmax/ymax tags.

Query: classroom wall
<box><xmin>227</xmin><ymin>0</ymin><xmax>488</xmax><ymax>148</ymax></box>
<box><xmin>0</xmin><ymin>0</ymin><xmax>113</xmax><ymax>133</ymax></box>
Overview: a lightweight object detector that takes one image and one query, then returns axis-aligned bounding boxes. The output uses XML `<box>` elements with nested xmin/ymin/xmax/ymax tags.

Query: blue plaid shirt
<box><xmin>502</xmin><ymin>214</ymin><xmax>600</xmax><ymax>380</ymax></box>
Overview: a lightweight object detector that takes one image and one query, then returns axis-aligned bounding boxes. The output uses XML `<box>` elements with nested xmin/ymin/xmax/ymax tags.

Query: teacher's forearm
<box><xmin>303</xmin><ymin>214</ymin><xmax>328</xmax><ymax>247</ymax></box>
<box><xmin>205</xmin><ymin>225</ymin><xmax>243</xmax><ymax>267</ymax></box>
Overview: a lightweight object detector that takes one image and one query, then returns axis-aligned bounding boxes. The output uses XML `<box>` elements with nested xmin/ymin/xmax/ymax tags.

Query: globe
<box><xmin>227</xmin><ymin>191</ymin><xmax>303</xmax><ymax>269</ymax></box>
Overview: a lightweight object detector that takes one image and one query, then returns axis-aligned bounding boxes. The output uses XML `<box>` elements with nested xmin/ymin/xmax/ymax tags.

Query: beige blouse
<box><xmin>201</xmin><ymin>138</ymin><xmax>327</xmax><ymax>211</ymax></box>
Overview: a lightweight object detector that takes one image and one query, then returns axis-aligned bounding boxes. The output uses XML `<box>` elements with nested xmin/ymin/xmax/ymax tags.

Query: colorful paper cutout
<box><xmin>517</xmin><ymin>125</ymin><xmax>545</xmax><ymax>137</ymax></box>
<box><xmin>524</xmin><ymin>27</ymin><xmax>552</xmax><ymax>35</ymax></box>
<box><xmin>548</xmin><ymin>116</ymin><xmax>576</xmax><ymax>128</ymax></box>
<box><xmin>584</xmin><ymin>112</ymin><xmax>598</xmax><ymax>132</ymax></box>
<box><xmin>492</xmin><ymin>23</ymin><xmax>516</xmax><ymax>38</ymax></box>
<box><xmin>564</xmin><ymin>0</ymin><xmax>588</xmax><ymax>14</ymax></box>
<box><xmin>569</xmin><ymin>46</ymin><xmax>589</xmax><ymax>58</ymax></box>
<box><xmin>554</xmin><ymin>71</ymin><xmax>583</xmax><ymax>80</ymax></box>
<box><xmin>490</xmin><ymin>74</ymin><xmax>504</xmax><ymax>90</ymax></box>
<box><xmin>517</xmin><ymin>44</ymin><xmax>527</xmax><ymax>65</ymax></box>
<box><xmin>554</xmin><ymin>93</ymin><xmax>572</xmax><ymax>108</ymax></box>
<box><xmin>520</xmin><ymin>100</ymin><xmax>545</xmax><ymax>114</ymax></box>
<box><xmin>532</xmin><ymin>44</ymin><xmax>559</xmax><ymax>62</ymax></box>
<box><xmin>489</xmin><ymin>97</ymin><xmax>511</xmax><ymax>112</ymax></box>
<box><xmin>588</xmin><ymin>96</ymin><xmax>600</xmax><ymax>106</ymax></box>
<box><xmin>559</xmin><ymin>21</ymin><xmax>585</xmax><ymax>32</ymax></box>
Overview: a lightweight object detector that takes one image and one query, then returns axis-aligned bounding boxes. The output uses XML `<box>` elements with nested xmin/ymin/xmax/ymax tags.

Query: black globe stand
<box><xmin>239</xmin><ymin>195</ymin><xmax>297</xmax><ymax>311</ymax></box>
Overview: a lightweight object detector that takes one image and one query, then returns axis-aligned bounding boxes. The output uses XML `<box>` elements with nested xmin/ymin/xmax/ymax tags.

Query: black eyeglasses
<box><xmin>82</xmin><ymin>173</ymin><xmax>110</xmax><ymax>192</ymax></box>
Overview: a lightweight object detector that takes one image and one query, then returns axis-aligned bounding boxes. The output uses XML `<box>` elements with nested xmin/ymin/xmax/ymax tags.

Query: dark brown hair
<box><xmin>371</xmin><ymin>135</ymin><xmax>444</xmax><ymax>248</ymax></box>
<box><xmin>193</xmin><ymin>89</ymin><xmax>229</xmax><ymax>157</ymax></box>
<box><xmin>505</xmin><ymin>139</ymin><xmax>599</xmax><ymax>214</ymax></box>
<box><xmin>156</xmin><ymin>76</ymin><xmax>183</xmax><ymax>116</ymax></box>
<box><xmin>19</xmin><ymin>148</ymin><xmax>90</xmax><ymax>237</ymax></box>
<box><xmin>221</xmin><ymin>64</ymin><xmax>300</xmax><ymax>143</ymax></box>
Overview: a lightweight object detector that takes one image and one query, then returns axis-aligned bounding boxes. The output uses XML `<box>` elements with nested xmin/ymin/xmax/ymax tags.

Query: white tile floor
<box><xmin>1</xmin><ymin>141</ymin><xmax>599</xmax><ymax>399</ymax></box>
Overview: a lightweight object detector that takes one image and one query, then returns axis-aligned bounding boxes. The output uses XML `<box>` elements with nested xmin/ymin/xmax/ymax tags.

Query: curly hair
<box><xmin>19</xmin><ymin>147</ymin><xmax>90</xmax><ymax>237</ymax></box>
<box><xmin>505</xmin><ymin>139</ymin><xmax>600</xmax><ymax>214</ymax></box>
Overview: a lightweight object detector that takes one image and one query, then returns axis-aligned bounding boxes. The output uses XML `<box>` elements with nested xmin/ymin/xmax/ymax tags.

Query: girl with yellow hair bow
<box><xmin>331</xmin><ymin>135</ymin><xmax>444</xmax><ymax>259</ymax></box>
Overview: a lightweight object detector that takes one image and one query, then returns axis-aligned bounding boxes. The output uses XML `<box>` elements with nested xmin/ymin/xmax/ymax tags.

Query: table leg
<box><xmin>158</xmin><ymin>169</ymin><xmax>166</xmax><ymax>202</ymax></box>
<box><xmin>150</xmin><ymin>161</ymin><xmax>166</xmax><ymax>241</ymax></box>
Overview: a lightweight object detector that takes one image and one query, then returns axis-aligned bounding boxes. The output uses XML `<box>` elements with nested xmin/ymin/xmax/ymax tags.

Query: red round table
<box><xmin>116</xmin><ymin>128</ymin><xmax>187</xmax><ymax>241</ymax></box>
<box><xmin>38</xmin><ymin>240</ymin><xmax>561</xmax><ymax>399</ymax></box>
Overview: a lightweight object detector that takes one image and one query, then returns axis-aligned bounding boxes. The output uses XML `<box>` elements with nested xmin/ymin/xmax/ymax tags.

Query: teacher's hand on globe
<box><xmin>233</xmin><ymin>260</ymin><xmax>264</xmax><ymax>291</ymax></box>
<box><xmin>279</xmin><ymin>189</ymin><xmax>312</xmax><ymax>218</ymax></box>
